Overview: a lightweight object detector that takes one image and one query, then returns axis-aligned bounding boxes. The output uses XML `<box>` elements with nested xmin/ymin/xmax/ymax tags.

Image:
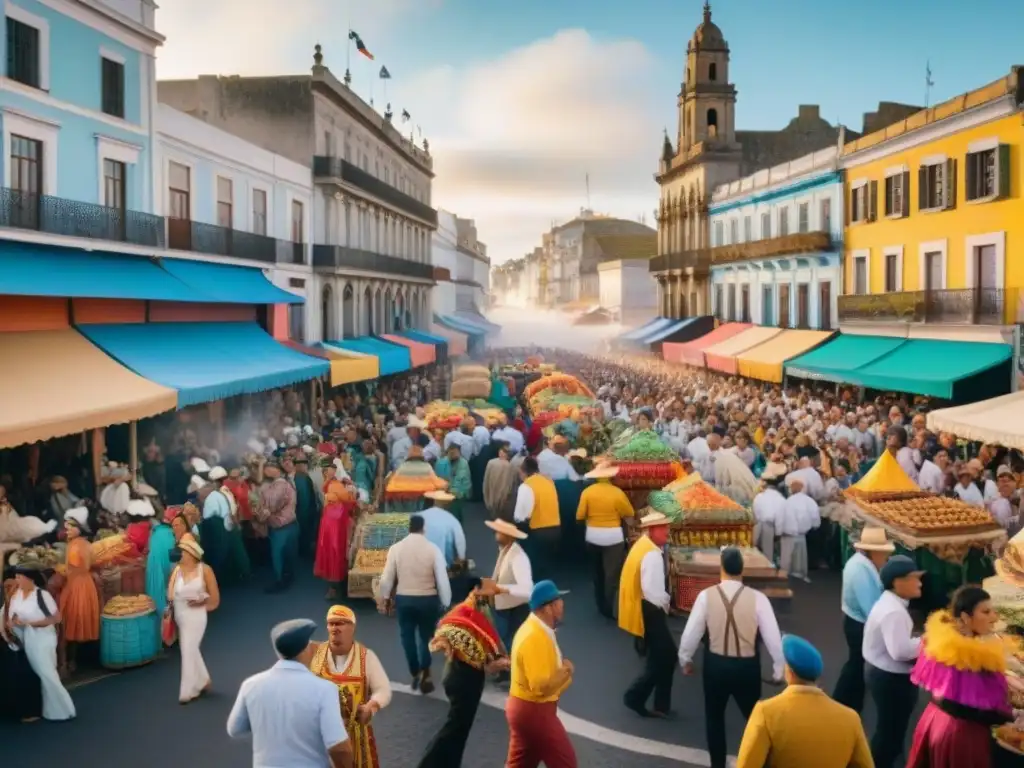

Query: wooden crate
<box><xmin>347</xmin><ymin>567</ymin><xmax>382</xmax><ymax>599</ymax></box>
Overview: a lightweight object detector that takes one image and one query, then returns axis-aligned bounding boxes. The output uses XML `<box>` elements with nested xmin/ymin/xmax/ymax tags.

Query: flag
<box><xmin>348</xmin><ymin>30</ymin><xmax>374</xmax><ymax>60</ymax></box>
<box><xmin>925</xmin><ymin>61</ymin><xmax>934</xmax><ymax>88</ymax></box>
<box><xmin>379</xmin><ymin>66</ymin><xmax>391</xmax><ymax>80</ymax></box>
<box><xmin>401</xmin><ymin>109</ymin><xmax>411</xmax><ymax>122</ymax></box>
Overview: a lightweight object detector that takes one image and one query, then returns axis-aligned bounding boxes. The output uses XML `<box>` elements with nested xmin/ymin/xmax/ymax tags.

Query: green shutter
<box><xmin>998</xmin><ymin>144</ymin><xmax>1012</xmax><ymax>199</ymax></box>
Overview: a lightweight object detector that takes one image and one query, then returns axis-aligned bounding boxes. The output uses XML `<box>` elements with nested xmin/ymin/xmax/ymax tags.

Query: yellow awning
<box><xmin>320</xmin><ymin>344</ymin><xmax>380</xmax><ymax>386</ymax></box>
<box><xmin>704</xmin><ymin>325</ymin><xmax>784</xmax><ymax>375</ymax></box>
<box><xmin>737</xmin><ymin>330</ymin><xmax>834</xmax><ymax>384</ymax></box>
<box><xmin>0</xmin><ymin>329</ymin><xmax>177</xmax><ymax>449</ymax></box>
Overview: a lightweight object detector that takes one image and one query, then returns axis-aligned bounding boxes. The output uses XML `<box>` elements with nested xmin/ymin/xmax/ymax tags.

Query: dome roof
<box><xmin>690</xmin><ymin>2</ymin><xmax>727</xmax><ymax>51</ymax></box>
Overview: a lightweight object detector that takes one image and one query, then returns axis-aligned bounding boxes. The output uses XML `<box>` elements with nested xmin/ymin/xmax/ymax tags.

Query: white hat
<box><xmin>585</xmin><ymin>464</ymin><xmax>619</xmax><ymax>480</ymax></box>
<box><xmin>303</xmin><ymin>425</ymin><xmax>315</xmax><ymax>436</ymax></box>
<box><xmin>407</xmin><ymin>416</ymin><xmax>427</xmax><ymax>429</ymax></box>
<box><xmin>188</xmin><ymin>474</ymin><xmax>208</xmax><ymax>493</ymax></box>
<box><xmin>301</xmin><ymin>444</ymin><xmax>315</xmax><ymax>455</ymax></box>
<box><xmin>64</xmin><ymin>507</ymin><xmax>90</xmax><ymax>532</ymax></box>
<box><xmin>485</xmin><ymin>518</ymin><xmax>527</xmax><ymax>540</ymax></box>
<box><xmin>190</xmin><ymin>457</ymin><xmax>211</xmax><ymax>474</ymax></box>
<box><xmin>639</xmin><ymin>511</ymin><xmax>670</xmax><ymax>528</ymax></box>
<box><xmin>137</xmin><ymin>483</ymin><xmax>159</xmax><ymax>498</ymax></box>
<box><xmin>761</xmin><ymin>462</ymin><xmax>788</xmax><ymax>482</ymax></box>
<box><xmin>568</xmin><ymin>448</ymin><xmax>588</xmax><ymax>459</ymax></box>
<box><xmin>424</xmin><ymin>490</ymin><xmax>455</xmax><ymax>502</ymax></box>
<box><xmin>854</xmin><ymin>526</ymin><xmax>896</xmax><ymax>553</ymax></box>
<box><xmin>127</xmin><ymin>498</ymin><xmax>156</xmax><ymax>518</ymax></box>
<box><xmin>208</xmin><ymin>466</ymin><xmax>228</xmax><ymax>481</ymax></box>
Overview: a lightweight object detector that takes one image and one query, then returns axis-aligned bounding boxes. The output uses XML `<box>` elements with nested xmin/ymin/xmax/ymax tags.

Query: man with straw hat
<box><xmin>309</xmin><ymin>605</ymin><xmax>392</xmax><ymax>768</ymax></box>
<box><xmin>832</xmin><ymin>525</ymin><xmax>893</xmax><ymax>713</ymax></box>
<box><xmin>481</xmin><ymin>518</ymin><xmax>533</xmax><ymax>670</ymax></box>
<box><xmin>418</xmin><ymin>490</ymin><xmax>466</xmax><ymax>568</ymax></box>
<box><xmin>619</xmin><ymin>511</ymin><xmax>675</xmax><ymax>718</ymax></box>
<box><xmin>577</xmin><ymin>464</ymin><xmax>635</xmax><ymax>619</ymax></box>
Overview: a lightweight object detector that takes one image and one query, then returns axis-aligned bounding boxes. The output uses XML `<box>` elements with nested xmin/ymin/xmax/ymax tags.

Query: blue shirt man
<box><xmin>228</xmin><ymin>619</ymin><xmax>352</xmax><ymax>768</ymax></box>
<box><xmin>417</xmin><ymin>493</ymin><xmax>467</xmax><ymax>567</ymax></box>
<box><xmin>841</xmin><ymin>550</ymin><xmax>885</xmax><ymax>623</ymax></box>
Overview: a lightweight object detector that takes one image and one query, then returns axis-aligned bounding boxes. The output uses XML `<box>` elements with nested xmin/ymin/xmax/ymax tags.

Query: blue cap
<box><xmin>879</xmin><ymin>554</ymin><xmax>924</xmax><ymax>590</ymax></box>
<box><xmin>271</xmin><ymin>618</ymin><xmax>317</xmax><ymax>659</ymax></box>
<box><xmin>529</xmin><ymin>580</ymin><xmax>569</xmax><ymax>611</ymax></box>
<box><xmin>782</xmin><ymin>634</ymin><xmax>823</xmax><ymax>681</ymax></box>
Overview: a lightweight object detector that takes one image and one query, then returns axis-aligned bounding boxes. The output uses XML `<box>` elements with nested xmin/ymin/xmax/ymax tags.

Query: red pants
<box><xmin>505</xmin><ymin>697</ymin><xmax>577</xmax><ymax>768</ymax></box>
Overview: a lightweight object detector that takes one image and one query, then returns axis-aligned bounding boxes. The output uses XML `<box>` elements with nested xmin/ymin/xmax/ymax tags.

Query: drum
<box><xmin>100</xmin><ymin>608</ymin><xmax>159</xmax><ymax>669</ymax></box>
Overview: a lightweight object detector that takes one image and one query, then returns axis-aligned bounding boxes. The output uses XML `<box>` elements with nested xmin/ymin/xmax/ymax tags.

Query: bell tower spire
<box><xmin>678</xmin><ymin>1</ymin><xmax>736</xmax><ymax>153</ymax></box>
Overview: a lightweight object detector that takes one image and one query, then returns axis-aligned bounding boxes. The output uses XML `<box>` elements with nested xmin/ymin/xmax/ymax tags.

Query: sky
<box><xmin>155</xmin><ymin>0</ymin><xmax>1024</xmax><ymax>265</ymax></box>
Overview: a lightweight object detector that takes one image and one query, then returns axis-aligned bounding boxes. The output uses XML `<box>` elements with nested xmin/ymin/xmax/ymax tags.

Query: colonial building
<box><xmin>708</xmin><ymin>145</ymin><xmax>843</xmax><ymax>330</ymax></box>
<box><xmin>454</xmin><ymin>216</ymin><xmax>490</xmax><ymax>311</ymax></box>
<box><xmin>598</xmin><ymin>258</ymin><xmax>659</xmax><ymax>325</ymax></box>
<box><xmin>156</xmin><ymin>44</ymin><xmax>436</xmax><ymax>342</ymax></box>
<box><xmin>651</xmin><ymin>3</ymin><xmax>916</xmax><ymax>320</ymax></box>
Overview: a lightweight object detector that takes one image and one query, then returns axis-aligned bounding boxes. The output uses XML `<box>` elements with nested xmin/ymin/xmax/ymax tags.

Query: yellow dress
<box><xmin>311</xmin><ymin>641</ymin><xmax>379</xmax><ymax>768</ymax></box>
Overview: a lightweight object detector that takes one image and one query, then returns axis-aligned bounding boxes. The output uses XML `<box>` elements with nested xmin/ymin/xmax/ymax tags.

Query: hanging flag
<box><xmin>401</xmin><ymin>109</ymin><xmax>411</xmax><ymax>122</ymax></box>
<box><xmin>348</xmin><ymin>30</ymin><xmax>374</xmax><ymax>60</ymax></box>
<box><xmin>379</xmin><ymin>66</ymin><xmax>391</xmax><ymax>80</ymax></box>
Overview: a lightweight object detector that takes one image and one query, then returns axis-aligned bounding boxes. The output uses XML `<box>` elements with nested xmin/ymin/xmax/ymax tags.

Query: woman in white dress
<box><xmin>165</xmin><ymin>535</ymin><xmax>220</xmax><ymax>704</ymax></box>
<box><xmin>3</xmin><ymin>567</ymin><xmax>75</xmax><ymax>721</ymax></box>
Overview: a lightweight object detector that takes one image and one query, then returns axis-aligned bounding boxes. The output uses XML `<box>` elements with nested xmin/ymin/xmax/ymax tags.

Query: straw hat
<box><xmin>639</xmin><ymin>511</ymin><xmax>670</xmax><ymax>528</ymax></box>
<box><xmin>761</xmin><ymin>462</ymin><xmax>788</xmax><ymax>482</ymax></box>
<box><xmin>407</xmin><ymin>416</ymin><xmax>427</xmax><ymax>430</ymax></box>
<box><xmin>585</xmin><ymin>465</ymin><xmax>619</xmax><ymax>480</ymax></box>
<box><xmin>179</xmin><ymin>536</ymin><xmax>204</xmax><ymax>561</ymax></box>
<box><xmin>485</xmin><ymin>518</ymin><xmax>527</xmax><ymax>540</ymax></box>
<box><xmin>854</xmin><ymin>526</ymin><xmax>896</xmax><ymax>553</ymax></box>
<box><xmin>424</xmin><ymin>490</ymin><xmax>455</xmax><ymax>503</ymax></box>
<box><xmin>568</xmin><ymin>448</ymin><xmax>588</xmax><ymax>459</ymax></box>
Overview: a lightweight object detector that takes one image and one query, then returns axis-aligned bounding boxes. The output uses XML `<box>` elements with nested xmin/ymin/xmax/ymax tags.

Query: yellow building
<box><xmin>839</xmin><ymin>67</ymin><xmax>1023</xmax><ymax>327</ymax></box>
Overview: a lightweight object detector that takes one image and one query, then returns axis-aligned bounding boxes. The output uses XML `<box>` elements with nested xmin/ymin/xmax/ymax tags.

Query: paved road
<box><xmin>0</xmin><ymin>501</ymin><xmax>895</xmax><ymax>766</ymax></box>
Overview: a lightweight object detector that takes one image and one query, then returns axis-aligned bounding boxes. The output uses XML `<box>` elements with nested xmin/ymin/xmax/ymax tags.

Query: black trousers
<box><xmin>528</xmin><ymin>526</ymin><xmax>561</xmax><ymax>582</ymax></box>
<box><xmin>866</xmin><ymin>664</ymin><xmax>918</xmax><ymax>768</ymax></box>
<box><xmin>703</xmin><ymin>652</ymin><xmax>761</xmax><ymax>768</ymax></box>
<box><xmin>587</xmin><ymin>541</ymin><xmax>625</xmax><ymax>618</ymax></box>
<box><xmin>624</xmin><ymin>600</ymin><xmax>676</xmax><ymax>714</ymax></box>
<box><xmin>417</xmin><ymin>658</ymin><xmax>485</xmax><ymax>768</ymax></box>
<box><xmin>832</xmin><ymin>615</ymin><xmax>866</xmax><ymax>712</ymax></box>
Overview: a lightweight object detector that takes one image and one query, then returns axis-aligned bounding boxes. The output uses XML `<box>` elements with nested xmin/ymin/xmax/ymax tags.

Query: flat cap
<box><xmin>271</xmin><ymin>618</ymin><xmax>317</xmax><ymax>659</ymax></box>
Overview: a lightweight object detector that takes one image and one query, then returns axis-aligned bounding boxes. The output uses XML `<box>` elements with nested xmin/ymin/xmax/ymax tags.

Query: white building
<box><xmin>598</xmin><ymin>259</ymin><xmax>659</xmax><ymax>324</ymax></box>
<box><xmin>708</xmin><ymin>145</ymin><xmax>843</xmax><ymax>329</ymax></box>
<box><xmin>454</xmin><ymin>215</ymin><xmax>489</xmax><ymax>312</ymax></box>
<box><xmin>154</xmin><ymin>104</ymin><xmax>314</xmax><ymax>340</ymax></box>
<box><xmin>431</xmin><ymin>210</ymin><xmax>458</xmax><ymax>317</ymax></box>
<box><xmin>156</xmin><ymin>45</ymin><xmax>436</xmax><ymax>342</ymax></box>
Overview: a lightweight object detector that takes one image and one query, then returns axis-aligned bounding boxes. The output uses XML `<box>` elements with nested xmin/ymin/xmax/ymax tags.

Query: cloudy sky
<box><xmin>155</xmin><ymin>0</ymin><xmax>1023</xmax><ymax>264</ymax></box>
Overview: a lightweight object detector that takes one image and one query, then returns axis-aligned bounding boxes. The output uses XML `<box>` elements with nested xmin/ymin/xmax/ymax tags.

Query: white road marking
<box><xmin>391</xmin><ymin>681</ymin><xmax>736</xmax><ymax>767</ymax></box>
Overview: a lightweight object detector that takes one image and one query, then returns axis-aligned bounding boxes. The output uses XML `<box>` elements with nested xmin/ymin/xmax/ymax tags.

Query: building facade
<box><xmin>155</xmin><ymin>103</ymin><xmax>314</xmax><ymax>340</ymax></box>
<box><xmin>454</xmin><ymin>215</ymin><xmax>489</xmax><ymax>311</ymax></box>
<box><xmin>839</xmin><ymin>68</ymin><xmax>1024</xmax><ymax>335</ymax></box>
<box><xmin>598</xmin><ymin>259</ymin><xmax>658</xmax><ymax>325</ymax></box>
<box><xmin>0</xmin><ymin>0</ymin><xmax>163</xmax><ymax>241</ymax></box>
<box><xmin>708</xmin><ymin>146</ymin><xmax>843</xmax><ymax>330</ymax></box>
<box><xmin>156</xmin><ymin>46</ymin><xmax>437</xmax><ymax>343</ymax></box>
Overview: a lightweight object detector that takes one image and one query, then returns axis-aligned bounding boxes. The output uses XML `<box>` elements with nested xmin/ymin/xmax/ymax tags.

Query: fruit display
<box><xmin>528</xmin><ymin>390</ymin><xmax>598</xmax><ymax>421</ymax></box>
<box><xmin>424</xmin><ymin>400</ymin><xmax>469</xmax><ymax>430</ymax></box>
<box><xmin>7</xmin><ymin>544</ymin><xmax>64</xmax><ymax>569</ymax></box>
<box><xmin>607</xmin><ymin>430</ymin><xmax>680</xmax><ymax>462</ymax></box>
<box><xmin>353</xmin><ymin>549</ymin><xmax>389</xmax><ymax>571</ymax></box>
<box><xmin>385</xmin><ymin>460</ymin><xmax>448</xmax><ymax>500</ymax></box>
<box><xmin>103</xmin><ymin>594</ymin><xmax>156</xmax><ymax>617</ymax></box>
<box><xmin>92</xmin><ymin>534</ymin><xmax>136</xmax><ymax>565</ymax></box>
<box><xmin>995</xmin><ymin>722</ymin><xmax>1024</xmax><ymax>755</ymax></box>
<box><xmin>611</xmin><ymin>461</ymin><xmax>684</xmax><ymax>489</ymax></box>
<box><xmin>523</xmin><ymin>373</ymin><xmax>595</xmax><ymax>403</ymax></box>
<box><xmin>645</xmin><ymin>492</ymin><xmax>684</xmax><ymax>524</ymax></box>
<box><xmin>859</xmin><ymin>496</ymin><xmax>1000</xmax><ymax>536</ymax></box>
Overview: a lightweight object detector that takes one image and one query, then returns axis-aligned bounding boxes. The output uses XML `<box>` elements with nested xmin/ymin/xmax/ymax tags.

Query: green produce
<box><xmin>647</xmin><ymin>490</ymin><xmax>684</xmax><ymax>523</ymax></box>
<box><xmin>609</xmin><ymin>429</ymin><xmax>679</xmax><ymax>462</ymax></box>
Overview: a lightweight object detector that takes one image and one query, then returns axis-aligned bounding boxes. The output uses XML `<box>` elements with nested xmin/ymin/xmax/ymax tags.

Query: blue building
<box><xmin>0</xmin><ymin>0</ymin><xmax>162</xmax><ymax>234</ymax></box>
<box><xmin>708</xmin><ymin>144</ymin><xmax>844</xmax><ymax>330</ymax></box>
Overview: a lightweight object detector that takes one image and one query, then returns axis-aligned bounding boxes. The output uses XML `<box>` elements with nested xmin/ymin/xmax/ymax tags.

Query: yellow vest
<box><xmin>510</xmin><ymin>614</ymin><xmax>569</xmax><ymax>703</ymax></box>
<box><xmin>618</xmin><ymin>535</ymin><xmax>659</xmax><ymax>637</ymax></box>
<box><xmin>525</xmin><ymin>474</ymin><xmax>559</xmax><ymax>530</ymax></box>
<box><xmin>576</xmin><ymin>480</ymin><xmax>634</xmax><ymax>528</ymax></box>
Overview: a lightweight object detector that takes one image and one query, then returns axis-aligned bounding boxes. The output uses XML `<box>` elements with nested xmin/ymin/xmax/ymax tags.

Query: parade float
<box><xmin>601</xmin><ymin>429</ymin><xmax>685</xmax><ymax>509</ymax></box>
<box><xmin>382</xmin><ymin>455</ymin><xmax>449</xmax><ymax>513</ymax></box>
<box><xmin>524</xmin><ymin>373</ymin><xmax>598</xmax><ymax>428</ymax></box>
<box><xmin>839</xmin><ymin>451</ymin><xmax>1006</xmax><ymax>604</ymax></box>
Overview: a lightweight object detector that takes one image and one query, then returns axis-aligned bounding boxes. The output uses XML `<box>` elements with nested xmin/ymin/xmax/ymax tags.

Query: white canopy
<box><xmin>927</xmin><ymin>390</ymin><xmax>1024</xmax><ymax>450</ymax></box>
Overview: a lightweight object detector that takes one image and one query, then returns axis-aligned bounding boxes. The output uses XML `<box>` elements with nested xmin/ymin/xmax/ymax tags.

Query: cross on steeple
<box><xmin>703</xmin><ymin>1</ymin><xmax>712</xmax><ymax>22</ymax></box>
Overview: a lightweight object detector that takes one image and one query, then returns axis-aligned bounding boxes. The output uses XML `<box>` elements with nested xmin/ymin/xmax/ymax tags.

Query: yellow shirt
<box><xmin>617</xmin><ymin>535</ymin><xmax>659</xmax><ymax>637</ymax></box>
<box><xmin>576</xmin><ymin>480</ymin><xmax>635</xmax><ymax>528</ymax></box>
<box><xmin>736</xmin><ymin>686</ymin><xmax>872</xmax><ymax>768</ymax></box>
<box><xmin>753</xmin><ymin>426</ymin><xmax>766</xmax><ymax>448</ymax></box>
<box><xmin>525</xmin><ymin>474</ymin><xmax>559</xmax><ymax>530</ymax></box>
<box><xmin>509</xmin><ymin>613</ymin><xmax>570</xmax><ymax>703</ymax></box>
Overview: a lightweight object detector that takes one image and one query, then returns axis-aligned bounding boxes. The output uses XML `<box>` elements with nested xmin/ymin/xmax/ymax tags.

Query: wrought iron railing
<box><xmin>649</xmin><ymin>249</ymin><xmax>711</xmax><ymax>273</ymax></box>
<box><xmin>312</xmin><ymin>244</ymin><xmax>435</xmax><ymax>280</ymax></box>
<box><xmin>709</xmin><ymin>231</ymin><xmax>832</xmax><ymax>265</ymax></box>
<box><xmin>838</xmin><ymin>288</ymin><xmax>1010</xmax><ymax>325</ymax></box>
<box><xmin>275</xmin><ymin>239</ymin><xmax>307</xmax><ymax>265</ymax></box>
<box><xmin>0</xmin><ymin>187</ymin><xmax>165</xmax><ymax>247</ymax></box>
<box><xmin>167</xmin><ymin>219</ymin><xmax>302</xmax><ymax>264</ymax></box>
<box><xmin>313</xmin><ymin>156</ymin><xmax>439</xmax><ymax>226</ymax></box>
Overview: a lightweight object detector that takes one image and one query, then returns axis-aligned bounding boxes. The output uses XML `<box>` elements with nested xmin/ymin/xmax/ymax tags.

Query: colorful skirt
<box><xmin>907</xmin><ymin>701</ymin><xmax>993</xmax><ymax>768</ymax></box>
<box><xmin>314</xmin><ymin>502</ymin><xmax>352</xmax><ymax>583</ymax></box>
<box><xmin>59</xmin><ymin>572</ymin><xmax>100</xmax><ymax>642</ymax></box>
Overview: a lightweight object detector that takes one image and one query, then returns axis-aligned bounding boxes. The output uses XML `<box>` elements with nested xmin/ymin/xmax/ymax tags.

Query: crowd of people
<box><xmin>5</xmin><ymin>345</ymin><xmax>1024</xmax><ymax>768</ymax></box>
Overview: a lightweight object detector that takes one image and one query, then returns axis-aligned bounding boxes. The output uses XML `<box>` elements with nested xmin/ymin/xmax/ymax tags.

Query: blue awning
<box><xmin>330</xmin><ymin>336</ymin><xmax>411</xmax><ymax>376</ymax></box>
<box><xmin>435</xmin><ymin>314</ymin><xmax>486</xmax><ymax>337</ymax></box>
<box><xmin>621</xmin><ymin>317</ymin><xmax>671</xmax><ymax>341</ymax></box>
<box><xmin>78</xmin><ymin>322</ymin><xmax>328</xmax><ymax>407</ymax></box>
<box><xmin>159</xmin><ymin>258</ymin><xmax>304</xmax><ymax>304</ymax></box>
<box><xmin>644</xmin><ymin>317</ymin><xmax>697</xmax><ymax>343</ymax></box>
<box><xmin>454</xmin><ymin>311</ymin><xmax>501</xmax><ymax>333</ymax></box>
<box><xmin>0</xmin><ymin>240</ymin><xmax>203</xmax><ymax>301</ymax></box>
<box><xmin>400</xmin><ymin>329</ymin><xmax>448</xmax><ymax>346</ymax></box>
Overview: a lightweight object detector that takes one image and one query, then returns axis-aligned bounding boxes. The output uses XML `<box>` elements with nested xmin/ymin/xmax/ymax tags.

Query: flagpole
<box><xmin>345</xmin><ymin>1</ymin><xmax>352</xmax><ymax>83</ymax></box>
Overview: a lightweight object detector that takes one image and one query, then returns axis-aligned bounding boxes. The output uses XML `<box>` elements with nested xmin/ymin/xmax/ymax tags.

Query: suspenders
<box><xmin>715</xmin><ymin>585</ymin><xmax>747</xmax><ymax>657</ymax></box>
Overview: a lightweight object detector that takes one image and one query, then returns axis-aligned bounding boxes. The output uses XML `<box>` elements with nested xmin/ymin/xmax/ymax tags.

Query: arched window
<box><xmin>321</xmin><ymin>284</ymin><xmax>333</xmax><ymax>341</ymax></box>
<box><xmin>363</xmin><ymin>286</ymin><xmax>373</xmax><ymax>335</ymax></box>
<box><xmin>342</xmin><ymin>284</ymin><xmax>355</xmax><ymax>339</ymax></box>
<box><xmin>708</xmin><ymin>62</ymin><xmax>717</xmax><ymax>81</ymax></box>
<box><xmin>707</xmin><ymin>108</ymin><xmax>718</xmax><ymax>137</ymax></box>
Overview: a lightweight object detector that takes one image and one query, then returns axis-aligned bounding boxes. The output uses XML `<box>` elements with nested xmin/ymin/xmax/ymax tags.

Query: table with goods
<box><xmin>838</xmin><ymin>451</ymin><xmax>1005</xmax><ymax>605</ymax></box>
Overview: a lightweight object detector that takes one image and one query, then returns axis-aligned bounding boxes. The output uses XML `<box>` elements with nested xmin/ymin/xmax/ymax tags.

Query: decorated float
<box><xmin>524</xmin><ymin>373</ymin><xmax>599</xmax><ymax>428</ymax></box>
<box><xmin>602</xmin><ymin>429</ymin><xmax>685</xmax><ymax>510</ymax></box>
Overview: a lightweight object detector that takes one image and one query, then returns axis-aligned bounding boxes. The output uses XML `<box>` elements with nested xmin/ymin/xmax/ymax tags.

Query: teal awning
<box><xmin>844</xmin><ymin>339</ymin><xmax>1012</xmax><ymax>399</ymax></box>
<box><xmin>159</xmin><ymin>259</ymin><xmax>304</xmax><ymax>304</ymax></box>
<box><xmin>785</xmin><ymin>335</ymin><xmax>908</xmax><ymax>384</ymax></box>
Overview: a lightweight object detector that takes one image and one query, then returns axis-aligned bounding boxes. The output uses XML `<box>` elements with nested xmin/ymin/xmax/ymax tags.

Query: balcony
<box><xmin>313</xmin><ymin>156</ymin><xmax>439</xmax><ymax>227</ymax></box>
<box><xmin>0</xmin><ymin>187</ymin><xmax>165</xmax><ymax>247</ymax></box>
<box><xmin>167</xmin><ymin>218</ymin><xmax>305</xmax><ymax>265</ymax></box>
<box><xmin>709</xmin><ymin>231</ymin><xmax>833</xmax><ymax>266</ymax></box>
<box><xmin>838</xmin><ymin>288</ymin><xmax>1013</xmax><ymax>325</ymax></box>
<box><xmin>312</xmin><ymin>244</ymin><xmax>435</xmax><ymax>280</ymax></box>
<box><xmin>649</xmin><ymin>249</ymin><xmax>711</xmax><ymax>274</ymax></box>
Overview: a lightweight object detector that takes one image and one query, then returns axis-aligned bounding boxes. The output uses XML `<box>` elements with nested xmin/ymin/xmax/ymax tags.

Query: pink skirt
<box><xmin>906</xmin><ymin>702</ymin><xmax>993</xmax><ymax>768</ymax></box>
<box><xmin>314</xmin><ymin>502</ymin><xmax>351</xmax><ymax>583</ymax></box>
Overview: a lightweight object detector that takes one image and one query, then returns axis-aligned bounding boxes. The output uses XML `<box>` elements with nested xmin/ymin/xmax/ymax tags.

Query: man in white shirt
<box><xmin>536</xmin><ymin>436</ymin><xmax>581</xmax><ymax>482</ymax></box>
<box><xmin>785</xmin><ymin>458</ymin><xmax>826</xmax><ymax>503</ymax></box>
<box><xmin>227</xmin><ymin>619</ymin><xmax>353</xmax><ymax>768</ymax></box>
<box><xmin>953</xmin><ymin>465</ymin><xmax>985</xmax><ymax>507</ymax></box>
<box><xmin>987</xmin><ymin>465</ymin><xmax>1019</xmax><ymax>531</ymax></box>
<box><xmin>443</xmin><ymin>419</ymin><xmax>477</xmax><ymax>461</ymax></box>
<box><xmin>679</xmin><ymin>548</ymin><xmax>785</xmax><ymax>768</ymax></box>
<box><xmin>482</xmin><ymin>518</ymin><xmax>534</xmax><ymax>668</ymax></box>
<box><xmin>492</xmin><ymin>417</ymin><xmax>525</xmax><ymax>454</ymax></box>
<box><xmin>752</xmin><ymin>465</ymin><xmax>786</xmax><ymax>560</ymax></box>
<box><xmin>776</xmin><ymin>477</ymin><xmax>820</xmax><ymax>582</ymax></box>
<box><xmin>377</xmin><ymin>515</ymin><xmax>452</xmax><ymax>695</ymax></box>
<box><xmin>917</xmin><ymin>448</ymin><xmax>949</xmax><ymax>495</ymax></box>
<box><xmin>862</xmin><ymin>555</ymin><xmax>923</xmax><ymax>768</ymax></box>
<box><xmin>695</xmin><ymin>431</ymin><xmax>721</xmax><ymax>484</ymax></box>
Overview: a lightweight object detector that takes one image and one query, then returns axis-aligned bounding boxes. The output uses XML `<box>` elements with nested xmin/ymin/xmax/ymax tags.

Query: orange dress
<box><xmin>59</xmin><ymin>537</ymin><xmax>100</xmax><ymax>642</ymax></box>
